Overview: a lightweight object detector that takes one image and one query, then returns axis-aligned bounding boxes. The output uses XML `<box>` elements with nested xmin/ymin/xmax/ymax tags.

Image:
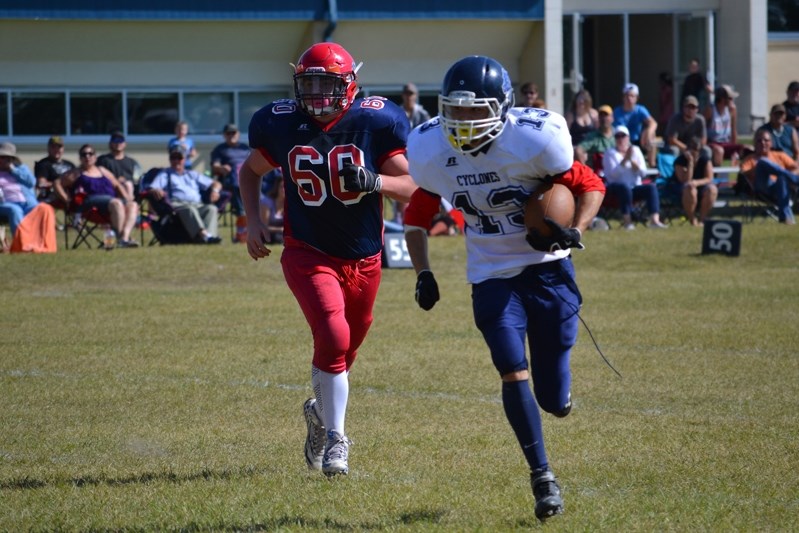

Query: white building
<box><xmin>0</xmin><ymin>0</ymin><xmax>794</xmax><ymax>171</ymax></box>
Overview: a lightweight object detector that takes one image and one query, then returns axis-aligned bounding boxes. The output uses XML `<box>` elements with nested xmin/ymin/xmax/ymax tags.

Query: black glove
<box><xmin>341</xmin><ymin>163</ymin><xmax>382</xmax><ymax>193</ymax></box>
<box><xmin>415</xmin><ymin>270</ymin><xmax>440</xmax><ymax>311</ymax></box>
<box><xmin>526</xmin><ymin>217</ymin><xmax>585</xmax><ymax>252</ymax></box>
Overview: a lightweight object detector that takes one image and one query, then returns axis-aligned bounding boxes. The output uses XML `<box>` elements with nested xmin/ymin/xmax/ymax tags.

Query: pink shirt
<box><xmin>0</xmin><ymin>170</ymin><xmax>26</xmax><ymax>203</ymax></box>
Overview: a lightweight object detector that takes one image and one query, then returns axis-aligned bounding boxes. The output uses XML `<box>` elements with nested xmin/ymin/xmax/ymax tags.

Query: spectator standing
<box><xmin>393</xmin><ymin>83</ymin><xmax>431</xmax><ymax>223</ymax></box>
<box><xmin>613</xmin><ymin>83</ymin><xmax>658</xmax><ymax>167</ymax></box>
<box><xmin>237</xmin><ymin>42</ymin><xmax>416</xmax><ymax>478</ymax></box>
<box><xmin>671</xmin><ymin>137</ymin><xmax>718</xmax><ymax>226</ymax></box>
<box><xmin>519</xmin><ymin>82</ymin><xmax>539</xmax><ymax>108</ymax></box>
<box><xmin>168</xmin><ymin>121</ymin><xmax>198</xmax><ymax>169</ymax></box>
<box><xmin>575</xmin><ymin>104</ymin><xmax>615</xmax><ymax>171</ymax></box>
<box><xmin>34</xmin><ymin>136</ymin><xmax>75</xmax><ymax>204</ymax></box>
<box><xmin>704</xmin><ymin>85</ymin><xmax>747</xmax><ymax>166</ymax></box>
<box><xmin>145</xmin><ymin>147</ymin><xmax>222</xmax><ymax>244</ymax></box>
<box><xmin>97</xmin><ymin>131</ymin><xmax>139</xmax><ymax>197</ymax></box>
<box><xmin>680</xmin><ymin>58</ymin><xmax>713</xmax><ymax>110</ymax></box>
<box><xmin>664</xmin><ymin>95</ymin><xmax>710</xmax><ymax>160</ymax></box>
<box><xmin>0</xmin><ymin>142</ymin><xmax>39</xmax><ymax>237</ymax></box>
<box><xmin>565</xmin><ymin>89</ymin><xmax>599</xmax><ymax>146</ymax></box>
<box><xmin>740</xmin><ymin>129</ymin><xmax>799</xmax><ymax>225</ymax></box>
<box><xmin>783</xmin><ymin>81</ymin><xmax>799</xmax><ymax>129</ymax></box>
<box><xmin>403</xmin><ymin>55</ymin><xmax>605</xmax><ymax>522</ymax></box>
<box><xmin>400</xmin><ymin>83</ymin><xmax>431</xmax><ymax>129</ymax></box>
<box><xmin>55</xmin><ymin>144</ymin><xmax>140</xmax><ymax>247</ymax></box>
<box><xmin>757</xmin><ymin>104</ymin><xmax>799</xmax><ymax>162</ymax></box>
<box><xmin>211</xmin><ymin>123</ymin><xmax>250</xmax><ymax>216</ymax></box>
<box><xmin>602</xmin><ymin>126</ymin><xmax>667</xmax><ymax>229</ymax></box>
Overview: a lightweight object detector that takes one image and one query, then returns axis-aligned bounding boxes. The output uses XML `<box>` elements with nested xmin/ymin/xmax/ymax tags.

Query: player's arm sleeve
<box><xmin>403</xmin><ymin>187</ymin><xmax>440</xmax><ymax>275</ymax></box>
<box><xmin>536</xmin><ymin>118</ymin><xmax>575</xmax><ymax>177</ymax></box>
<box><xmin>403</xmin><ymin>187</ymin><xmax>442</xmax><ymax>231</ymax></box>
<box><xmin>375</xmin><ymin>103</ymin><xmax>411</xmax><ymax>168</ymax></box>
<box><xmin>555</xmin><ymin>161</ymin><xmax>606</xmax><ymax>233</ymax></box>
<box><xmin>554</xmin><ymin>161</ymin><xmax>606</xmax><ymax>195</ymax></box>
<box><xmin>248</xmin><ymin>110</ymin><xmax>280</xmax><ymax>168</ymax></box>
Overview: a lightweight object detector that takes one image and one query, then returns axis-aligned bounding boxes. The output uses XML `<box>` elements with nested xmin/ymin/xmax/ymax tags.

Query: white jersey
<box><xmin>408</xmin><ymin>107</ymin><xmax>574</xmax><ymax>284</ymax></box>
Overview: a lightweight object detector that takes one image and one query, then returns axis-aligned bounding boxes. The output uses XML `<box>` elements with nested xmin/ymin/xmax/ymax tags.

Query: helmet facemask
<box><xmin>439</xmin><ymin>90</ymin><xmax>508</xmax><ymax>154</ymax></box>
<box><xmin>294</xmin><ymin>71</ymin><xmax>358</xmax><ymax>118</ymax></box>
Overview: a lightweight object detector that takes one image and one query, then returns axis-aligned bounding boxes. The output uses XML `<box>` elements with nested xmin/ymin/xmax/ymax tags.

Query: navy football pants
<box><xmin>472</xmin><ymin>258</ymin><xmax>580</xmax><ymax>414</ymax></box>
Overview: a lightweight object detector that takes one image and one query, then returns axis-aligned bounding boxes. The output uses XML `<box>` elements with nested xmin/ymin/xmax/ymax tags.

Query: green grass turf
<box><xmin>1</xmin><ymin>219</ymin><xmax>798</xmax><ymax>531</ymax></box>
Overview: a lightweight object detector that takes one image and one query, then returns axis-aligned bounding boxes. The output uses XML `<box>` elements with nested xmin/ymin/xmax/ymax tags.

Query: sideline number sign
<box><xmin>383</xmin><ymin>233</ymin><xmax>413</xmax><ymax>268</ymax></box>
<box><xmin>702</xmin><ymin>219</ymin><xmax>742</xmax><ymax>257</ymax></box>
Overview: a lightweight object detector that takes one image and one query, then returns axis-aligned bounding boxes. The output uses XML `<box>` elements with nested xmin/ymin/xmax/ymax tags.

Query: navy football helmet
<box><xmin>438</xmin><ymin>56</ymin><xmax>514</xmax><ymax>154</ymax></box>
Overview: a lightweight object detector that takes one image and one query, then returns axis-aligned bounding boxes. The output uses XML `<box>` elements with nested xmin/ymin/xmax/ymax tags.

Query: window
<box><xmin>239</xmin><ymin>91</ymin><xmax>288</xmax><ymax>130</ymax></box>
<box><xmin>0</xmin><ymin>88</ymin><xmax>292</xmax><ymax>137</ymax></box>
<box><xmin>12</xmin><ymin>92</ymin><xmax>66</xmax><ymax>135</ymax></box>
<box><xmin>70</xmin><ymin>92</ymin><xmax>123</xmax><ymax>135</ymax></box>
<box><xmin>0</xmin><ymin>93</ymin><xmax>7</xmax><ymax>136</ymax></box>
<box><xmin>127</xmin><ymin>92</ymin><xmax>179</xmax><ymax>134</ymax></box>
<box><xmin>769</xmin><ymin>0</ymin><xmax>799</xmax><ymax>33</ymax></box>
<box><xmin>184</xmin><ymin>92</ymin><xmax>233</xmax><ymax>135</ymax></box>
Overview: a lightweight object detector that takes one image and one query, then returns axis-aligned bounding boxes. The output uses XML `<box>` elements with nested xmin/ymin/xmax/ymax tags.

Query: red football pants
<box><xmin>281</xmin><ymin>241</ymin><xmax>382</xmax><ymax>374</ymax></box>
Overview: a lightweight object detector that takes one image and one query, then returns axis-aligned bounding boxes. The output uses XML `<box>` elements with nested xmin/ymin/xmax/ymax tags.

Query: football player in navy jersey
<box><xmin>237</xmin><ymin>43</ymin><xmax>417</xmax><ymax>477</ymax></box>
<box><xmin>403</xmin><ymin>56</ymin><xmax>605</xmax><ymax>521</ymax></box>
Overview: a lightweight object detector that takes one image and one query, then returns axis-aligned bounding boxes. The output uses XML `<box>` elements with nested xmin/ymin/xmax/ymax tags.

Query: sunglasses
<box><xmin>523</xmin><ymin>91</ymin><xmax>536</xmax><ymax>96</ymax></box>
<box><xmin>79</xmin><ymin>151</ymin><xmax>95</xmax><ymax>157</ymax></box>
<box><xmin>169</xmin><ymin>154</ymin><xmax>185</xmax><ymax>160</ymax></box>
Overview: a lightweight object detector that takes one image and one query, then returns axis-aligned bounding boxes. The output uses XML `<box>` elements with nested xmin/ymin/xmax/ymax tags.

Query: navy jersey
<box><xmin>249</xmin><ymin>97</ymin><xmax>409</xmax><ymax>259</ymax></box>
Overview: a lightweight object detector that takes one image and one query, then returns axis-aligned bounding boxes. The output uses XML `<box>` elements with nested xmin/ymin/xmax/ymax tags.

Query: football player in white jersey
<box><xmin>403</xmin><ymin>56</ymin><xmax>605</xmax><ymax>521</ymax></box>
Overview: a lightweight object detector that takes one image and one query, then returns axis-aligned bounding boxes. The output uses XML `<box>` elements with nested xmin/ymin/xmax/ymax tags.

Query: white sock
<box><xmin>311</xmin><ymin>365</ymin><xmax>324</xmax><ymax>420</ymax></box>
<box><xmin>318</xmin><ymin>368</ymin><xmax>348</xmax><ymax>435</ymax></box>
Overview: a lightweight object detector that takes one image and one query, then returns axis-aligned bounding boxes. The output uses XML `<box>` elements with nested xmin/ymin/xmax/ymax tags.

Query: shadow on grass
<box><xmin>0</xmin><ymin>465</ymin><xmax>261</xmax><ymax>491</ymax></box>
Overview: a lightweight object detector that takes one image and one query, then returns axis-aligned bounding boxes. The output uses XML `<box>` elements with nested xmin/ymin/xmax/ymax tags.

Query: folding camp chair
<box><xmin>63</xmin><ymin>190</ymin><xmax>113</xmax><ymax>250</ymax></box>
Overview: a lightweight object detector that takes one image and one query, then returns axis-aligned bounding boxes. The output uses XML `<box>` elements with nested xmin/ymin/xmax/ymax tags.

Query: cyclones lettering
<box><xmin>456</xmin><ymin>172</ymin><xmax>501</xmax><ymax>187</ymax></box>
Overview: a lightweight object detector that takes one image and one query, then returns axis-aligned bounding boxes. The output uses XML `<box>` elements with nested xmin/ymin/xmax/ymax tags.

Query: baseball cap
<box><xmin>683</xmin><ymin>95</ymin><xmax>699</xmax><ymax>107</ymax></box>
<box><xmin>598</xmin><ymin>104</ymin><xmax>613</xmax><ymax>115</ymax></box>
<box><xmin>402</xmin><ymin>83</ymin><xmax>418</xmax><ymax>94</ymax></box>
<box><xmin>169</xmin><ymin>145</ymin><xmax>187</xmax><ymax>157</ymax></box>
<box><xmin>771</xmin><ymin>103</ymin><xmax>786</xmax><ymax>114</ymax></box>
<box><xmin>48</xmin><ymin>136</ymin><xmax>64</xmax><ymax>146</ymax></box>
<box><xmin>788</xmin><ymin>80</ymin><xmax>799</xmax><ymax>92</ymax></box>
<box><xmin>623</xmin><ymin>83</ymin><xmax>639</xmax><ymax>96</ymax></box>
<box><xmin>614</xmin><ymin>125</ymin><xmax>630</xmax><ymax>137</ymax></box>
<box><xmin>223</xmin><ymin>123</ymin><xmax>239</xmax><ymax>134</ymax></box>
<box><xmin>109</xmin><ymin>130</ymin><xmax>125</xmax><ymax>143</ymax></box>
<box><xmin>720</xmin><ymin>84</ymin><xmax>739</xmax><ymax>99</ymax></box>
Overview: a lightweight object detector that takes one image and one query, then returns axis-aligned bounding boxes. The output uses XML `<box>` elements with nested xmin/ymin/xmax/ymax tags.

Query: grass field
<box><xmin>1</xmin><ymin>220</ymin><xmax>798</xmax><ymax>532</ymax></box>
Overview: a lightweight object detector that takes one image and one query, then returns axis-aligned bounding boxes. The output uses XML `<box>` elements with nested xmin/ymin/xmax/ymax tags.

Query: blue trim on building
<box><xmin>0</xmin><ymin>0</ymin><xmax>543</xmax><ymax>21</ymax></box>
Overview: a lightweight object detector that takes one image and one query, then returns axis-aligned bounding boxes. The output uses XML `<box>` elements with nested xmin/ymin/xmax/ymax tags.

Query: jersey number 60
<box><xmin>288</xmin><ymin>144</ymin><xmax>366</xmax><ymax>207</ymax></box>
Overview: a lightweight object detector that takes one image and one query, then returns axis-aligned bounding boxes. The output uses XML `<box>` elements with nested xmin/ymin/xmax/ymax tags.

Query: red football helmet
<box><xmin>293</xmin><ymin>42</ymin><xmax>361</xmax><ymax>118</ymax></box>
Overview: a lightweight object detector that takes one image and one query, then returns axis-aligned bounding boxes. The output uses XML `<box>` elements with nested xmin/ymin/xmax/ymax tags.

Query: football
<box><xmin>524</xmin><ymin>182</ymin><xmax>575</xmax><ymax>237</ymax></box>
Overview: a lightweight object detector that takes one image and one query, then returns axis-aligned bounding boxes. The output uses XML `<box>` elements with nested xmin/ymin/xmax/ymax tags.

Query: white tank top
<box><xmin>708</xmin><ymin>105</ymin><xmax>731</xmax><ymax>143</ymax></box>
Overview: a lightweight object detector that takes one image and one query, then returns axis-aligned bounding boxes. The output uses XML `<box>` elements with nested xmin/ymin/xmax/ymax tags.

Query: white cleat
<box><xmin>322</xmin><ymin>430</ymin><xmax>352</xmax><ymax>477</ymax></box>
<box><xmin>303</xmin><ymin>398</ymin><xmax>325</xmax><ymax>471</ymax></box>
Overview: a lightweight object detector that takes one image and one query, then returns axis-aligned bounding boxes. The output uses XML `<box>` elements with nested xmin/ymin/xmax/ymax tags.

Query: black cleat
<box><xmin>531</xmin><ymin>469</ymin><xmax>564</xmax><ymax>521</ymax></box>
<box><xmin>553</xmin><ymin>393</ymin><xmax>572</xmax><ymax>418</ymax></box>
